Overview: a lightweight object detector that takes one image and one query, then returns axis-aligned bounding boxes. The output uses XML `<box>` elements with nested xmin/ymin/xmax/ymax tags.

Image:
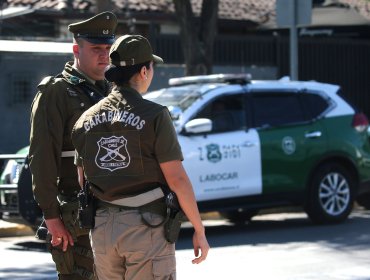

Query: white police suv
<box><xmin>145</xmin><ymin>74</ymin><xmax>370</xmax><ymax>224</ymax></box>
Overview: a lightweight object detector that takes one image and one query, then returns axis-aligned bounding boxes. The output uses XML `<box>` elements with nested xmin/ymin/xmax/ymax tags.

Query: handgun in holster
<box><xmin>164</xmin><ymin>191</ymin><xmax>186</xmax><ymax>243</ymax></box>
<box><xmin>77</xmin><ymin>181</ymin><xmax>96</xmax><ymax>229</ymax></box>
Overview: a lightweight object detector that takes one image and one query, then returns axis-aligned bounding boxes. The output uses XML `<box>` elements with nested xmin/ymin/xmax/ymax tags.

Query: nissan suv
<box><xmin>1</xmin><ymin>74</ymin><xmax>370</xmax><ymax>227</ymax></box>
<box><xmin>144</xmin><ymin>74</ymin><xmax>370</xmax><ymax>224</ymax></box>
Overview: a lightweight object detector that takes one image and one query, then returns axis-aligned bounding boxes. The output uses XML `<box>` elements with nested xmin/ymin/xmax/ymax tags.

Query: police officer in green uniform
<box><xmin>29</xmin><ymin>11</ymin><xmax>117</xmax><ymax>280</ymax></box>
<box><xmin>71</xmin><ymin>34</ymin><xmax>210</xmax><ymax>279</ymax></box>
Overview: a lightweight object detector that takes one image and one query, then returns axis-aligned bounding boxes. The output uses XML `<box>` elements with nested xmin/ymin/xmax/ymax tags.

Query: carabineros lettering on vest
<box><xmin>83</xmin><ymin>109</ymin><xmax>146</xmax><ymax>131</ymax></box>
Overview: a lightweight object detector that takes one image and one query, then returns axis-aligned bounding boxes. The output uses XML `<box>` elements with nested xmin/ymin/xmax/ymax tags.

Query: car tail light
<box><xmin>352</xmin><ymin>113</ymin><xmax>369</xmax><ymax>132</ymax></box>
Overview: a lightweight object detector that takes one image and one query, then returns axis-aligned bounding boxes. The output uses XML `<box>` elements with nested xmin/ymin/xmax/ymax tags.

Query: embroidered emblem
<box><xmin>206</xmin><ymin>144</ymin><xmax>222</xmax><ymax>163</ymax></box>
<box><xmin>95</xmin><ymin>136</ymin><xmax>130</xmax><ymax>171</ymax></box>
<box><xmin>66</xmin><ymin>88</ymin><xmax>78</xmax><ymax>97</ymax></box>
<box><xmin>282</xmin><ymin>136</ymin><xmax>296</xmax><ymax>155</ymax></box>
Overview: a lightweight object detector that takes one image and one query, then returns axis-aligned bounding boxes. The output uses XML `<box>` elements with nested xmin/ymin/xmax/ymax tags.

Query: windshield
<box><xmin>144</xmin><ymin>85</ymin><xmax>202</xmax><ymax>111</ymax></box>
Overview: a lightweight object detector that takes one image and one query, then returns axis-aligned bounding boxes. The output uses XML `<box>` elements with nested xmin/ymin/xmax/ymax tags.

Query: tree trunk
<box><xmin>174</xmin><ymin>0</ymin><xmax>219</xmax><ymax>76</ymax></box>
<box><xmin>95</xmin><ymin>0</ymin><xmax>112</xmax><ymax>13</ymax></box>
<box><xmin>199</xmin><ymin>0</ymin><xmax>219</xmax><ymax>75</ymax></box>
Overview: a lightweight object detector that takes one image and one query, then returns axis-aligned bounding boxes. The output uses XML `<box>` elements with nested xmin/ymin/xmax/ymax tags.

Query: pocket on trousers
<box><xmin>50</xmin><ymin>247</ymin><xmax>74</xmax><ymax>274</ymax></box>
<box><xmin>91</xmin><ymin>209</ymin><xmax>108</xmax><ymax>254</ymax></box>
<box><xmin>153</xmin><ymin>254</ymin><xmax>176</xmax><ymax>280</ymax></box>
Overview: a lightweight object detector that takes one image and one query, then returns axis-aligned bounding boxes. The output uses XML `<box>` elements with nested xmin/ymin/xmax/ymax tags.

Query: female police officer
<box><xmin>71</xmin><ymin>34</ymin><xmax>209</xmax><ymax>279</ymax></box>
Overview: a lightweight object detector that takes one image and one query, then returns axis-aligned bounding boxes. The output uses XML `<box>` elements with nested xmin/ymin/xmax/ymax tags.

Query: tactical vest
<box><xmin>72</xmin><ymin>86</ymin><xmax>183</xmax><ymax>202</ymax></box>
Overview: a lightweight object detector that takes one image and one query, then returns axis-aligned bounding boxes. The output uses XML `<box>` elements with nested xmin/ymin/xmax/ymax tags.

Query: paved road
<box><xmin>1</xmin><ymin>209</ymin><xmax>370</xmax><ymax>280</ymax></box>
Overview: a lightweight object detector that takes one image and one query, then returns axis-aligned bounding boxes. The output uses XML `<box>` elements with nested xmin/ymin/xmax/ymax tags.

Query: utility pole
<box><xmin>276</xmin><ymin>0</ymin><xmax>312</xmax><ymax>81</ymax></box>
<box><xmin>289</xmin><ymin>1</ymin><xmax>298</xmax><ymax>81</ymax></box>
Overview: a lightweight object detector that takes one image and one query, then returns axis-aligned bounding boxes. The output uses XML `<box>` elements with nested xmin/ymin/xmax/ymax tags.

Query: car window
<box><xmin>300</xmin><ymin>92</ymin><xmax>330</xmax><ymax>119</ymax></box>
<box><xmin>194</xmin><ymin>94</ymin><xmax>246</xmax><ymax>133</ymax></box>
<box><xmin>144</xmin><ymin>85</ymin><xmax>202</xmax><ymax>111</ymax></box>
<box><xmin>251</xmin><ymin>93</ymin><xmax>306</xmax><ymax>128</ymax></box>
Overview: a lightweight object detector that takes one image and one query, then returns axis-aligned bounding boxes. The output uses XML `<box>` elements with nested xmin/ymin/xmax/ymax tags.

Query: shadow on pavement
<box><xmin>10</xmin><ymin>240</ymin><xmax>48</xmax><ymax>252</ymax></box>
<box><xmin>176</xmin><ymin>210</ymin><xmax>370</xmax><ymax>251</ymax></box>
<box><xmin>4</xmin><ymin>210</ymin><xmax>370</xmax><ymax>258</ymax></box>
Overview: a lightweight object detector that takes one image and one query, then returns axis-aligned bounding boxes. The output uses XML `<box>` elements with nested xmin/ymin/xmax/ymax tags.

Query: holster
<box><xmin>77</xmin><ymin>182</ymin><xmax>96</xmax><ymax>229</ymax></box>
<box><xmin>164</xmin><ymin>192</ymin><xmax>186</xmax><ymax>243</ymax></box>
<box><xmin>140</xmin><ymin>190</ymin><xmax>186</xmax><ymax>243</ymax></box>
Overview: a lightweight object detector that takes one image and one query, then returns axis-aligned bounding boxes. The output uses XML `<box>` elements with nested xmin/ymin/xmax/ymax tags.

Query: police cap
<box><xmin>109</xmin><ymin>34</ymin><xmax>164</xmax><ymax>67</ymax></box>
<box><xmin>68</xmin><ymin>11</ymin><xmax>117</xmax><ymax>44</ymax></box>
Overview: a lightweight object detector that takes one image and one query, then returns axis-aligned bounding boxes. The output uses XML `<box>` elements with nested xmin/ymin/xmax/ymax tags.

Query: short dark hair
<box><xmin>105</xmin><ymin>61</ymin><xmax>151</xmax><ymax>85</ymax></box>
<box><xmin>74</xmin><ymin>37</ymin><xmax>84</xmax><ymax>47</ymax></box>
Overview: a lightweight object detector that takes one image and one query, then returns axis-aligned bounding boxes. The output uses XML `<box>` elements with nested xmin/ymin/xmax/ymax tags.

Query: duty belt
<box><xmin>97</xmin><ymin>188</ymin><xmax>170</xmax><ymax>228</ymax></box>
<box><xmin>100</xmin><ymin>187</ymin><xmax>164</xmax><ymax>207</ymax></box>
<box><xmin>97</xmin><ymin>197</ymin><xmax>167</xmax><ymax>218</ymax></box>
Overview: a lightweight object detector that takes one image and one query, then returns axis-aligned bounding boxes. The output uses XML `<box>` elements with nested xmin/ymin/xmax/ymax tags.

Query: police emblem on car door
<box><xmin>179</xmin><ymin>93</ymin><xmax>262</xmax><ymax>201</ymax></box>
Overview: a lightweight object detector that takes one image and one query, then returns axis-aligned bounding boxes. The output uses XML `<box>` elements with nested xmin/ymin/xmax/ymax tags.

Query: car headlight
<box><xmin>1</xmin><ymin>160</ymin><xmax>22</xmax><ymax>184</ymax></box>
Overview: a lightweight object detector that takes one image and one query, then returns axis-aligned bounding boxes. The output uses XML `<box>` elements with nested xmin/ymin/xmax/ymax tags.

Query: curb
<box><xmin>0</xmin><ymin>221</ymin><xmax>34</xmax><ymax>238</ymax></box>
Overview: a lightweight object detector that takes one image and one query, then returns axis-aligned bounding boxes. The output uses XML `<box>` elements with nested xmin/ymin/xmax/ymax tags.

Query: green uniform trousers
<box><xmin>47</xmin><ymin>200</ymin><xmax>96</xmax><ymax>280</ymax></box>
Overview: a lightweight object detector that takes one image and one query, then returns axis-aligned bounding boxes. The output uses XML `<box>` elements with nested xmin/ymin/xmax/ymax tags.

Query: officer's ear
<box><xmin>73</xmin><ymin>43</ymin><xmax>79</xmax><ymax>56</ymax></box>
<box><xmin>140</xmin><ymin>66</ymin><xmax>148</xmax><ymax>80</ymax></box>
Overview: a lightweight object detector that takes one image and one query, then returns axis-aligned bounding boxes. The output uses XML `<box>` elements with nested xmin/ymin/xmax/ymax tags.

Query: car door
<box><xmin>250</xmin><ymin>91</ymin><xmax>329</xmax><ymax>194</ymax></box>
<box><xmin>178</xmin><ymin>93</ymin><xmax>263</xmax><ymax>202</ymax></box>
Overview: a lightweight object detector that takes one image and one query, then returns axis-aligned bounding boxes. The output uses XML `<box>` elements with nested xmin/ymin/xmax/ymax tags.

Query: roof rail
<box><xmin>168</xmin><ymin>73</ymin><xmax>252</xmax><ymax>86</ymax></box>
<box><xmin>279</xmin><ymin>76</ymin><xmax>290</xmax><ymax>82</ymax></box>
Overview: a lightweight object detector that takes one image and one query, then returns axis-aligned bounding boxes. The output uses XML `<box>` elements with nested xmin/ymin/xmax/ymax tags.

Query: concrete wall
<box><xmin>0</xmin><ymin>52</ymin><xmax>72</xmax><ymax>154</ymax></box>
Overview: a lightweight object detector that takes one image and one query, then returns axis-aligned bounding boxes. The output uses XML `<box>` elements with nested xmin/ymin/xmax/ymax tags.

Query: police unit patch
<box><xmin>206</xmin><ymin>144</ymin><xmax>222</xmax><ymax>163</ymax></box>
<box><xmin>95</xmin><ymin>136</ymin><xmax>130</xmax><ymax>171</ymax></box>
<box><xmin>282</xmin><ymin>136</ymin><xmax>296</xmax><ymax>155</ymax></box>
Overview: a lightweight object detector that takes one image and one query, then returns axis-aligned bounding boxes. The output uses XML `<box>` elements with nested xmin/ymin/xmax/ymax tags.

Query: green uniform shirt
<box><xmin>71</xmin><ymin>85</ymin><xmax>183</xmax><ymax>201</ymax></box>
<box><xmin>29</xmin><ymin>62</ymin><xmax>110</xmax><ymax>219</ymax></box>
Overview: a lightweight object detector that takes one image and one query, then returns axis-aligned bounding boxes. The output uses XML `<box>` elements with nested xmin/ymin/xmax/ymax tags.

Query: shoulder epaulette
<box><xmin>37</xmin><ymin>76</ymin><xmax>54</xmax><ymax>89</ymax></box>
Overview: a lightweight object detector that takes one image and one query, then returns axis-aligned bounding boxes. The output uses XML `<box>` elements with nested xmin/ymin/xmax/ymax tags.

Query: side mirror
<box><xmin>168</xmin><ymin>105</ymin><xmax>182</xmax><ymax>120</ymax></box>
<box><xmin>184</xmin><ymin>118</ymin><xmax>212</xmax><ymax>134</ymax></box>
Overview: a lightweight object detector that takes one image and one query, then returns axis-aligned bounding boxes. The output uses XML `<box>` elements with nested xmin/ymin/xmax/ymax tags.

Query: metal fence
<box><xmin>152</xmin><ymin>34</ymin><xmax>370</xmax><ymax>116</ymax></box>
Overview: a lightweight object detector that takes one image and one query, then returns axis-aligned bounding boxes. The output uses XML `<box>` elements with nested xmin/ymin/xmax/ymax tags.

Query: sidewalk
<box><xmin>0</xmin><ymin>220</ymin><xmax>34</xmax><ymax>238</ymax></box>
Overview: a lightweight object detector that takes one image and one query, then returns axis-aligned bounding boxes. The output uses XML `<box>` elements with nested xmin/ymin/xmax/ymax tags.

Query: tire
<box><xmin>356</xmin><ymin>193</ymin><xmax>370</xmax><ymax>210</ymax></box>
<box><xmin>222</xmin><ymin>209</ymin><xmax>259</xmax><ymax>224</ymax></box>
<box><xmin>306</xmin><ymin>163</ymin><xmax>355</xmax><ymax>224</ymax></box>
